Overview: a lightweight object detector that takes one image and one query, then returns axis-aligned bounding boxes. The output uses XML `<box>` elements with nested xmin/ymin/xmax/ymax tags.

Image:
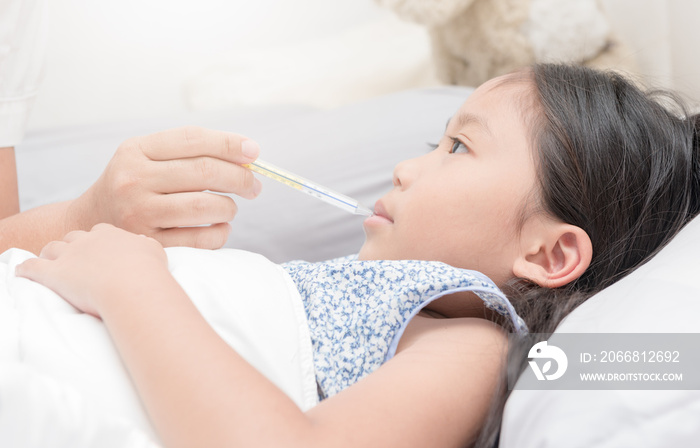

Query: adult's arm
<box><xmin>0</xmin><ymin>3</ymin><xmax>263</xmax><ymax>253</ymax></box>
<box><xmin>0</xmin><ymin>127</ymin><xmax>262</xmax><ymax>255</ymax></box>
<box><xmin>0</xmin><ymin>147</ymin><xmax>20</xmax><ymax>218</ymax></box>
<box><xmin>0</xmin><ymin>0</ymin><xmax>48</xmax><ymax>223</ymax></box>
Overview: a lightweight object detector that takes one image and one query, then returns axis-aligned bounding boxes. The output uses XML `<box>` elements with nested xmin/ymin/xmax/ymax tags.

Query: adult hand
<box><xmin>67</xmin><ymin>127</ymin><xmax>262</xmax><ymax>249</ymax></box>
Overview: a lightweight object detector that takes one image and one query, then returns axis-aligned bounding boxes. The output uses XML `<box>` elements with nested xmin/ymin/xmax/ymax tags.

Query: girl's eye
<box><xmin>450</xmin><ymin>138</ymin><xmax>469</xmax><ymax>154</ymax></box>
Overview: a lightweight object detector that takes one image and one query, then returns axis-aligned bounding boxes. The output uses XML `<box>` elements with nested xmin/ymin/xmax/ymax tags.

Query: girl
<box><xmin>15</xmin><ymin>63</ymin><xmax>700</xmax><ymax>448</ymax></box>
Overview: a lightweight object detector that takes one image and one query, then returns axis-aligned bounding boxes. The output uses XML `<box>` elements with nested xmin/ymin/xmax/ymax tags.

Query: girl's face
<box><xmin>358</xmin><ymin>76</ymin><xmax>538</xmax><ymax>285</ymax></box>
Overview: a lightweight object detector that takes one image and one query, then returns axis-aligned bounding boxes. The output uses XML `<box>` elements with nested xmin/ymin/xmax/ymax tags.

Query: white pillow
<box><xmin>500</xmin><ymin>215</ymin><xmax>700</xmax><ymax>447</ymax></box>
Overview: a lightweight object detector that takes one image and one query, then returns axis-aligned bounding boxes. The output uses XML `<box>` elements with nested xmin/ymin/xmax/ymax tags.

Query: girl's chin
<box><xmin>356</xmin><ymin>242</ymin><xmax>383</xmax><ymax>261</ymax></box>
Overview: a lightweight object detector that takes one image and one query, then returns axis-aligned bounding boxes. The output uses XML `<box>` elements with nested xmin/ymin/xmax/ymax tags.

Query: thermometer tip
<box><xmin>355</xmin><ymin>204</ymin><xmax>374</xmax><ymax>217</ymax></box>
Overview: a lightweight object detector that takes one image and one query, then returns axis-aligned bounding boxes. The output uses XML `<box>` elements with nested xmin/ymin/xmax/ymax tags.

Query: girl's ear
<box><xmin>512</xmin><ymin>222</ymin><xmax>592</xmax><ymax>288</ymax></box>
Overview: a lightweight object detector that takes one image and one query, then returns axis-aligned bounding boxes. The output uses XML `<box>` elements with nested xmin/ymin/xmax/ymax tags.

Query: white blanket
<box><xmin>0</xmin><ymin>247</ymin><xmax>318</xmax><ymax>447</ymax></box>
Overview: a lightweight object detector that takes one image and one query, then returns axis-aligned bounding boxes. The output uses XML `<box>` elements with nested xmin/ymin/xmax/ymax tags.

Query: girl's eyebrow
<box><xmin>445</xmin><ymin>112</ymin><xmax>492</xmax><ymax>137</ymax></box>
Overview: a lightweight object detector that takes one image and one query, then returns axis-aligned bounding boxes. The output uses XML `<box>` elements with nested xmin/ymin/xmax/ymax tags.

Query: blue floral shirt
<box><xmin>282</xmin><ymin>257</ymin><xmax>527</xmax><ymax>399</ymax></box>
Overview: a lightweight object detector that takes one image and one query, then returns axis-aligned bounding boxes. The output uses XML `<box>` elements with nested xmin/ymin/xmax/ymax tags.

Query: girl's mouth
<box><xmin>364</xmin><ymin>200</ymin><xmax>394</xmax><ymax>225</ymax></box>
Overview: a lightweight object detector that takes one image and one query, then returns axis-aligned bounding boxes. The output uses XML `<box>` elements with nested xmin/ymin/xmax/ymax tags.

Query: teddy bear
<box><xmin>375</xmin><ymin>0</ymin><xmax>636</xmax><ymax>86</ymax></box>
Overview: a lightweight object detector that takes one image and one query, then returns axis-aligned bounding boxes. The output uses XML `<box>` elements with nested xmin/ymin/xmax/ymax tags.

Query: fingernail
<box><xmin>241</xmin><ymin>140</ymin><xmax>260</xmax><ymax>160</ymax></box>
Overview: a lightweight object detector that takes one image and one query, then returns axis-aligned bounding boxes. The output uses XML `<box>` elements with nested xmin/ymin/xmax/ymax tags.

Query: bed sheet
<box><xmin>0</xmin><ymin>247</ymin><xmax>318</xmax><ymax>447</ymax></box>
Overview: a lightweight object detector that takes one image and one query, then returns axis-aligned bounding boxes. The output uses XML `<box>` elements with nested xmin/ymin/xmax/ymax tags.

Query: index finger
<box><xmin>136</xmin><ymin>126</ymin><xmax>260</xmax><ymax>163</ymax></box>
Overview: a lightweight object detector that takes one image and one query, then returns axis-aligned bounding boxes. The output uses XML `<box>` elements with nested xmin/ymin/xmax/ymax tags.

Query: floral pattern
<box><xmin>282</xmin><ymin>256</ymin><xmax>528</xmax><ymax>399</ymax></box>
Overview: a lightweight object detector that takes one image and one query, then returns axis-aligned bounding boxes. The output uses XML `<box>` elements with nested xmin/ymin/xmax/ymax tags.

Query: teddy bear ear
<box><xmin>374</xmin><ymin>0</ymin><xmax>477</xmax><ymax>27</ymax></box>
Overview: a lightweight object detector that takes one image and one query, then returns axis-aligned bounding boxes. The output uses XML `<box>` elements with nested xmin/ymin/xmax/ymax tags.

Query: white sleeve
<box><xmin>0</xmin><ymin>0</ymin><xmax>48</xmax><ymax>147</ymax></box>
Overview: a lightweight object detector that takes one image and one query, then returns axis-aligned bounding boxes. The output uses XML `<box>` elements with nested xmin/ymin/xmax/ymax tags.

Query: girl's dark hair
<box><xmin>473</xmin><ymin>63</ymin><xmax>700</xmax><ymax>448</ymax></box>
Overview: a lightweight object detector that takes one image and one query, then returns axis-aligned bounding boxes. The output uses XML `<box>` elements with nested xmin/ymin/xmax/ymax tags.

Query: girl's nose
<box><xmin>392</xmin><ymin>155</ymin><xmax>422</xmax><ymax>189</ymax></box>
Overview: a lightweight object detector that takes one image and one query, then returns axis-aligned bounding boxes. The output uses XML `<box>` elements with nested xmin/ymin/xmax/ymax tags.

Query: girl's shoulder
<box><xmin>318</xmin><ymin>314</ymin><xmax>508</xmax><ymax>447</ymax></box>
<box><xmin>396</xmin><ymin>313</ymin><xmax>508</xmax><ymax>358</ymax></box>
